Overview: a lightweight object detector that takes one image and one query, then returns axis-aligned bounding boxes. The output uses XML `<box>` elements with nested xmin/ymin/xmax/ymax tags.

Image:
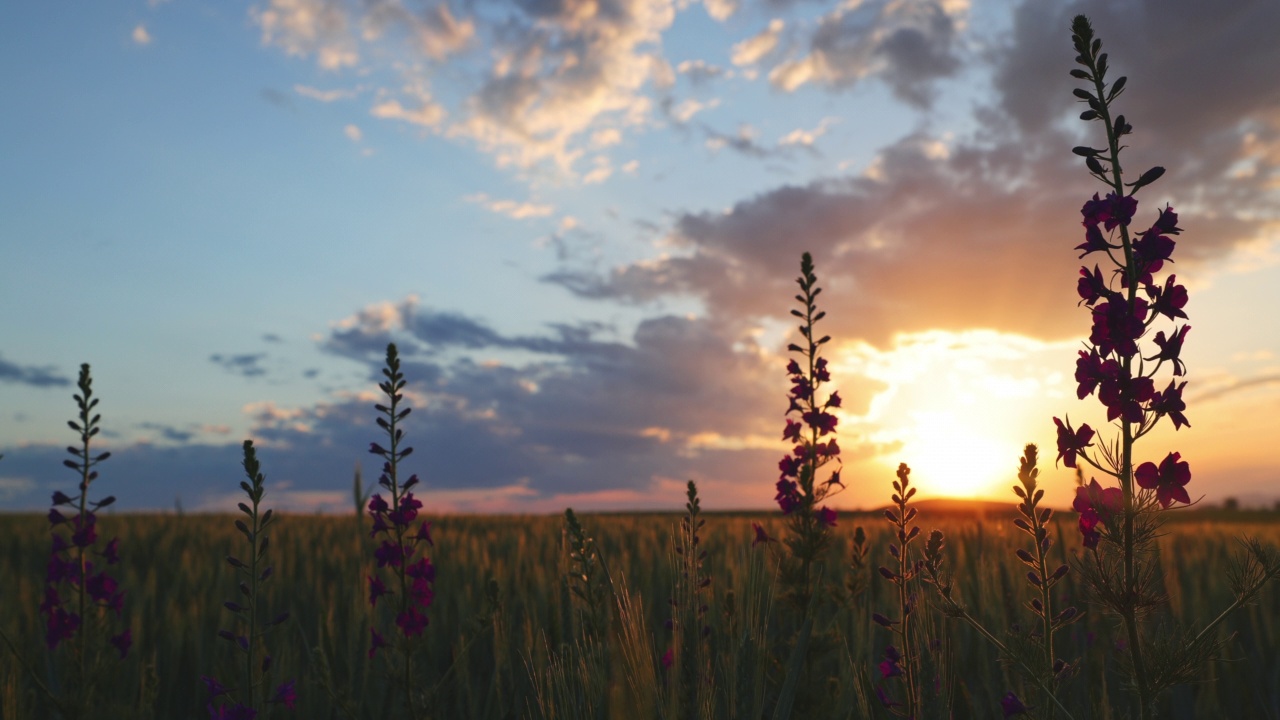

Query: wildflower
<box><xmin>1089</xmin><ymin>295</ymin><xmax>1148</xmax><ymax>358</ymax></box>
<box><xmin>269</xmin><ymin>680</ymin><xmax>297</xmax><ymax>710</ymax></box>
<box><xmin>774</xmin><ymin>478</ymin><xmax>801</xmax><ymax>515</ymax></box>
<box><xmin>879</xmin><ymin>645</ymin><xmax>903</xmax><ymax>678</ymax></box>
<box><xmin>660</xmin><ymin>647</ymin><xmax>674</xmax><ymax>670</ymax></box>
<box><xmin>1077</xmin><ymin>265</ymin><xmax>1109</xmax><ymax>305</ymax></box>
<box><xmin>1081</xmin><ymin>191</ymin><xmax>1137</xmax><ymax>231</ymax></box>
<box><xmin>1074</xmin><ymin>348</ymin><xmax>1112</xmax><ymax>399</ymax></box>
<box><xmin>1001</xmin><ymin>691</ymin><xmax>1029</xmax><ymax>717</ymax></box>
<box><xmin>1147</xmin><ymin>325</ymin><xmax>1190</xmax><ymax>376</ymax></box>
<box><xmin>368</xmin><ymin>628</ymin><xmax>389</xmax><ymax>659</ymax></box>
<box><xmin>1097</xmin><ymin>364</ymin><xmax>1155</xmax><ymax>423</ymax></box>
<box><xmin>817</xmin><ymin>506</ymin><xmax>837</xmax><ymax>527</ymax></box>
<box><xmin>750</xmin><ymin>522</ymin><xmax>775</xmax><ymax>546</ymax></box>
<box><xmin>109</xmin><ymin>628</ymin><xmax>132</xmax><ymax>659</ymax></box>
<box><xmin>1135</xmin><ymin>452</ymin><xmax>1191</xmax><ymax>508</ymax></box>
<box><xmin>369</xmin><ymin>575</ymin><xmax>389</xmax><ymax>607</ymax></box>
<box><xmin>1053</xmin><ymin>417</ymin><xmax>1094</xmax><ymax>468</ymax></box>
<box><xmin>1148</xmin><ymin>380</ymin><xmax>1189</xmax><ymax>430</ymax></box>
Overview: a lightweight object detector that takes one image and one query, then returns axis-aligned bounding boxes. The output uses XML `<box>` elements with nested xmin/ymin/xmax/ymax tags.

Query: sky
<box><xmin>2</xmin><ymin>0</ymin><xmax>1279</xmax><ymax>514</ymax></box>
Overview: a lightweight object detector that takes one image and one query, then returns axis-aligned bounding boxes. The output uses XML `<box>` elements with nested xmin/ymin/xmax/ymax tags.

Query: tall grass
<box><xmin>2</xmin><ymin>511</ymin><xmax>1278</xmax><ymax>718</ymax></box>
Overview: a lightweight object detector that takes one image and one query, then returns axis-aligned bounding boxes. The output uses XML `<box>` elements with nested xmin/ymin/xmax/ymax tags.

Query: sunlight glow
<box><xmin>895</xmin><ymin>411</ymin><xmax>1018</xmax><ymax>498</ymax></box>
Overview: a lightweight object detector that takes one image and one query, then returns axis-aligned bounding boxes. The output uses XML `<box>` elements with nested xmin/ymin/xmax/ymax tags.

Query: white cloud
<box><xmin>344</xmin><ymin>124</ymin><xmax>362</xmax><ymax>142</ymax></box>
<box><xmin>622</xmin><ymin>159</ymin><xmax>640</xmax><ymax>174</ymax></box>
<box><xmin>778</xmin><ymin>117</ymin><xmax>837</xmax><ymax>147</ymax></box>
<box><xmin>731</xmin><ymin>19</ymin><xmax>783</xmax><ymax>67</ymax></box>
<box><xmin>703</xmin><ymin>0</ymin><xmax>737</xmax><ymax>22</ymax></box>
<box><xmin>294</xmin><ymin>84</ymin><xmax>357</xmax><ymax>102</ymax></box>
<box><xmin>582</xmin><ymin>156</ymin><xmax>613</xmax><ymax>185</ymax></box>
<box><xmin>132</xmin><ymin>24</ymin><xmax>152</xmax><ymax>46</ymax></box>
<box><xmin>371</xmin><ymin>97</ymin><xmax>445</xmax><ymax>129</ymax></box>
<box><xmin>466</xmin><ymin>193</ymin><xmax>555</xmax><ymax>220</ymax></box>
<box><xmin>670</xmin><ymin>97</ymin><xmax>720</xmax><ymax>123</ymax></box>
<box><xmin>252</xmin><ymin>0</ymin><xmax>359</xmax><ymax>70</ymax></box>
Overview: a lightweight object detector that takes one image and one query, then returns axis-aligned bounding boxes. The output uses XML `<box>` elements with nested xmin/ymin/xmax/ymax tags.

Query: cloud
<box><xmin>465</xmin><ymin>193</ymin><xmax>555</xmax><ymax>220</ymax></box>
<box><xmin>132</xmin><ymin>24</ymin><xmax>152</xmax><ymax>46</ymax></box>
<box><xmin>667</xmin><ymin>97</ymin><xmax>721</xmax><ymax>124</ymax></box>
<box><xmin>137</xmin><ymin>422</ymin><xmax>196</xmax><ymax>444</ymax></box>
<box><xmin>777</xmin><ymin>117</ymin><xmax>837</xmax><ymax>150</ymax></box>
<box><xmin>702</xmin><ymin>0</ymin><xmax>738</xmax><ymax>22</ymax></box>
<box><xmin>253</xmin><ymin>0</ymin><xmax>360</xmax><ymax>70</ymax></box>
<box><xmin>676</xmin><ymin>59</ymin><xmax>726</xmax><ymax>85</ymax></box>
<box><xmin>703</xmin><ymin>123</ymin><xmax>769</xmax><ymax>158</ymax></box>
<box><xmin>371</xmin><ymin>90</ymin><xmax>446</xmax><ymax>129</ymax></box>
<box><xmin>344</xmin><ymin>124</ymin><xmax>363</xmax><ymax>142</ymax></box>
<box><xmin>767</xmin><ymin>0</ymin><xmax>965</xmax><ymax>106</ymax></box>
<box><xmin>294</xmin><ymin>84</ymin><xmax>358</xmax><ymax>102</ymax></box>
<box><xmin>731</xmin><ymin>19</ymin><xmax>784</xmax><ymax>67</ymax></box>
<box><xmin>0</xmin><ymin>356</ymin><xmax>71</xmax><ymax>388</ymax></box>
<box><xmin>210</xmin><ymin>353</ymin><xmax>269</xmax><ymax>378</ymax></box>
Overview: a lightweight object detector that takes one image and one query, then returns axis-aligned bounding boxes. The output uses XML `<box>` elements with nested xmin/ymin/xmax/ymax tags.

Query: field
<box><xmin>3</xmin><ymin>509</ymin><xmax>1278</xmax><ymax>719</ymax></box>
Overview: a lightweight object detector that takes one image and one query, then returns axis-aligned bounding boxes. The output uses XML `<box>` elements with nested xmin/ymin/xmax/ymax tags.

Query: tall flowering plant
<box><xmin>203</xmin><ymin>440</ymin><xmax>296</xmax><ymax>718</ymax></box>
<box><xmin>365</xmin><ymin>343</ymin><xmax>435</xmax><ymax>719</ymax></box>
<box><xmin>774</xmin><ymin>251</ymin><xmax>844</xmax><ymax>610</ymax></box>
<box><xmin>41</xmin><ymin>364</ymin><xmax>131</xmax><ymax>717</ymax></box>
<box><xmin>1059</xmin><ymin>16</ymin><xmax>1280</xmax><ymax>719</ymax></box>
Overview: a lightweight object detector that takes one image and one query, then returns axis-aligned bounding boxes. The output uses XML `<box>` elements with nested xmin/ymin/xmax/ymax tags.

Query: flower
<box><xmin>782</xmin><ymin>419</ymin><xmax>802</xmax><ymax>442</ymax></box>
<box><xmin>369</xmin><ymin>575</ymin><xmax>389</xmax><ymax>607</ymax></box>
<box><xmin>817</xmin><ymin>506</ymin><xmax>837</xmax><ymax>527</ymax></box>
<box><xmin>1077</xmin><ymin>265</ymin><xmax>1110</xmax><ymax>306</ymax></box>
<box><xmin>1081</xmin><ymin>192</ymin><xmax>1137</xmax><ymax>231</ymax></box>
<box><xmin>100</xmin><ymin>537</ymin><xmax>120</xmax><ymax>564</ymax></box>
<box><xmin>1073</xmin><ymin>479</ymin><xmax>1123</xmax><ymax>549</ymax></box>
<box><xmin>1135</xmin><ymin>452</ymin><xmax>1191</xmax><ymax>508</ymax></box>
<box><xmin>1148</xmin><ymin>274</ymin><xmax>1188</xmax><ymax>321</ymax></box>
<box><xmin>1147</xmin><ymin>325</ymin><xmax>1190</xmax><ymax>376</ymax></box>
<box><xmin>1097</xmin><ymin>364</ymin><xmax>1155</xmax><ymax>424</ymax></box>
<box><xmin>1053</xmin><ymin>417</ymin><xmax>1095</xmax><ymax>468</ymax></box>
<box><xmin>1089</xmin><ymin>296</ymin><xmax>1148</xmax><ymax>358</ymax></box>
<box><xmin>368</xmin><ymin>628</ymin><xmax>389</xmax><ymax>658</ymax></box>
<box><xmin>202</xmin><ymin>675</ymin><xmax>229</xmax><ymax>698</ymax></box>
<box><xmin>1001</xmin><ymin>691</ymin><xmax>1029</xmax><ymax>717</ymax></box>
<box><xmin>1149</xmin><ymin>380</ymin><xmax>1189</xmax><ymax>430</ymax></box>
<box><xmin>270</xmin><ymin>679</ymin><xmax>297</xmax><ymax>709</ymax></box>
<box><xmin>86</xmin><ymin>571</ymin><xmax>119</xmax><ymax>603</ymax></box>
<box><xmin>1074</xmin><ymin>348</ymin><xmax>1113</xmax><ymax>399</ymax></box>
<box><xmin>878</xmin><ymin>645</ymin><xmax>903</xmax><ymax>678</ymax></box>
<box><xmin>750</xmin><ymin>522</ymin><xmax>775</xmax><ymax>546</ymax></box>
<box><xmin>660</xmin><ymin>647</ymin><xmax>674</xmax><ymax>670</ymax></box>
<box><xmin>774</xmin><ymin>478</ymin><xmax>801</xmax><ymax>515</ymax></box>
<box><xmin>396</xmin><ymin>607</ymin><xmax>428</xmax><ymax>637</ymax></box>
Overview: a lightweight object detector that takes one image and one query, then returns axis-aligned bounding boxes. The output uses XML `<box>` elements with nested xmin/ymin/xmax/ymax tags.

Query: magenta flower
<box><xmin>368</xmin><ymin>628</ymin><xmax>389</xmax><ymax>659</ymax></box>
<box><xmin>1053</xmin><ymin>417</ymin><xmax>1094</xmax><ymax>468</ymax></box>
<box><xmin>817</xmin><ymin>506</ymin><xmax>837</xmax><ymax>527</ymax></box>
<box><xmin>369</xmin><ymin>575</ymin><xmax>389</xmax><ymax>607</ymax></box>
<box><xmin>1001</xmin><ymin>691</ymin><xmax>1029</xmax><ymax>717</ymax></box>
<box><xmin>1081</xmin><ymin>191</ymin><xmax>1137</xmax><ymax>231</ymax></box>
<box><xmin>1073</xmin><ymin>479</ymin><xmax>1123</xmax><ymax>549</ymax></box>
<box><xmin>395</xmin><ymin>607</ymin><xmax>428</xmax><ymax>637</ymax></box>
<box><xmin>1097</xmin><ymin>365</ymin><xmax>1155</xmax><ymax>423</ymax></box>
<box><xmin>774</xmin><ymin>478</ymin><xmax>801</xmax><ymax>515</ymax></box>
<box><xmin>802</xmin><ymin>409</ymin><xmax>838</xmax><ymax>435</ymax></box>
<box><xmin>751</xmin><ymin>522</ymin><xmax>775</xmax><ymax>546</ymax></box>
<box><xmin>1149</xmin><ymin>380</ymin><xmax>1189</xmax><ymax>430</ymax></box>
<box><xmin>269</xmin><ymin>680</ymin><xmax>297</xmax><ymax>709</ymax></box>
<box><xmin>44</xmin><ymin>607</ymin><xmax>80</xmax><ymax>649</ymax></box>
<box><xmin>99</xmin><ymin>537</ymin><xmax>120</xmax><ymax>564</ymax></box>
<box><xmin>1074</xmin><ymin>348</ymin><xmax>1112</xmax><ymax>399</ymax></box>
<box><xmin>1075</xmin><ymin>222</ymin><xmax>1112</xmax><ymax>257</ymax></box>
<box><xmin>86</xmin><ymin>571</ymin><xmax>119</xmax><ymax>603</ymax></box>
<box><xmin>1135</xmin><ymin>452</ymin><xmax>1191</xmax><ymax>508</ymax></box>
<box><xmin>1077</xmin><ymin>265</ymin><xmax>1109</xmax><ymax>306</ymax></box>
<box><xmin>878</xmin><ymin>645</ymin><xmax>903</xmax><ymax>679</ymax></box>
<box><xmin>782</xmin><ymin>418</ymin><xmax>802</xmax><ymax>441</ymax></box>
<box><xmin>202</xmin><ymin>675</ymin><xmax>229</xmax><ymax>698</ymax></box>
<box><xmin>1147</xmin><ymin>325</ymin><xmax>1190</xmax><ymax>376</ymax></box>
<box><xmin>1089</xmin><ymin>296</ymin><xmax>1148</xmax><ymax>358</ymax></box>
<box><xmin>660</xmin><ymin>647</ymin><xmax>674</xmax><ymax>670</ymax></box>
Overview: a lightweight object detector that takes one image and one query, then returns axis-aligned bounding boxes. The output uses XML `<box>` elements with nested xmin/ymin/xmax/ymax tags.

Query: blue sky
<box><xmin>3</xmin><ymin>0</ymin><xmax>1279</xmax><ymax>513</ymax></box>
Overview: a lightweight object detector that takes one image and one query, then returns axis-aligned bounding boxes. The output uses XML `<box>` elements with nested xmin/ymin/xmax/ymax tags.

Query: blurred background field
<box><xmin>2</xmin><ymin>508</ymin><xmax>1279</xmax><ymax>719</ymax></box>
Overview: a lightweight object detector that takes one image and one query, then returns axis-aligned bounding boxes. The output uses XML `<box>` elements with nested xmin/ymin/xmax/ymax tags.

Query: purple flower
<box><xmin>412</xmin><ymin>520</ymin><xmax>434</xmax><ymax>546</ymax></box>
<box><xmin>802</xmin><ymin>410</ymin><xmax>837</xmax><ymax>435</ymax></box>
<box><xmin>660</xmin><ymin>647</ymin><xmax>674</xmax><ymax>670</ymax></box>
<box><xmin>368</xmin><ymin>628</ymin><xmax>389</xmax><ymax>659</ymax></box>
<box><xmin>71</xmin><ymin>514</ymin><xmax>98</xmax><ymax>548</ymax></box>
<box><xmin>1097</xmin><ymin>364</ymin><xmax>1155</xmax><ymax>424</ymax></box>
<box><xmin>406</xmin><ymin>556</ymin><xmax>436</xmax><ymax>583</ymax></box>
<box><xmin>48</xmin><ymin>508</ymin><xmax>67</xmax><ymax>526</ymax></box>
<box><xmin>1090</xmin><ymin>296</ymin><xmax>1148</xmax><ymax>358</ymax></box>
<box><xmin>202</xmin><ymin>675</ymin><xmax>229</xmax><ymax>698</ymax></box>
<box><xmin>100</xmin><ymin>537</ymin><xmax>120</xmax><ymax>564</ymax></box>
<box><xmin>1053</xmin><ymin>417</ymin><xmax>1094</xmax><ymax>468</ymax></box>
<box><xmin>1074</xmin><ymin>348</ymin><xmax>1113</xmax><ymax>400</ymax></box>
<box><xmin>44</xmin><ymin>606</ymin><xmax>80</xmax><ymax>649</ymax></box>
<box><xmin>1073</xmin><ymin>479</ymin><xmax>1123</xmax><ymax>549</ymax></box>
<box><xmin>1077</xmin><ymin>265</ymin><xmax>1109</xmax><ymax>306</ymax></box>
<box><xmin>1135</xmin><ymin>452</ymin><xmax>1191</xmax><ymax>508</ymax></box>
<box><xmin>751</xmin><ymin>522</ymin><xmax>775</xmax><ymax>546</ymax></box>
<box><xmin>1075</xmin><ymin>222</ymin><xmax>1112</xmax><ymax>257</ymax></box>
<box><xmin>782</xmin><ymin>419</ymin><xmax>802</xmax><ymax>442</ymax></box>
<box><xmin>774</xmin><ymin>478</ymin><xmax>801</xmax><ymax>515</ymax></box>
<box><xmin>1147</xmin><ymin>325</ymin><xmax>1190</xmax><ymax>376</ymax></box>
<box><xmin>817</xmin><ymin>506</ymin><xmax>837</xmax><ymax>528</ymax></box>
<box><xmin>208</xmin><ymin>702</ymin><xmax>258</xmax><ymax>720</ymax></box>
<box><xmin>270</xmin><ymin>679</ymin><xmax>298</xmax><ymax>709</ymax></box>
<box><xmin>1081</xmin><ymin>192</ymin><xmax>1137</xmax><ymax>231</ymax></box>
<box><xmin>51</xmin><ymin>490</ymin><xmax>74</xmax><ymax>505</ymax></box>
<box><xmin>1149</xmin><ymin>380</ymin><xmax>1190</xmax><ymax>430</ymax></box>
<box><xmin>374</xmin><ymin>540</ymin><xmax>406</xmax><ymax>568</ymax></box>
<box><xmin>86</xmin><ymin>571</ymin><xmax>119</xmax><ymax>603</ymax></box>
<box><xmin>777</xmin><ymin>454</ymin><xmax>802</xmax><ymax>480</ymax></box>
<box><xmin>396</xmin><ymin>607</ymin><xmax>428</xmax><ymax>637</ymax></box>
<box><xmin>1001</xmin><ymin>691</ymin><xmax>1029</xmax><ymax>717</ymax></box>
<box><xmin>367</xmin><ymin>494</ymin><xmax>389</xmax><ymax>514</ymax></box>
<box><xmin>1148</xmin><ymin>274</ymin><xmax>1188</xmax><ymax>320</ymax></box>
<box><xmin>878</xmin><ymin>645</ymin><xmax>903</xmax><ymax>678</ymax></box>
<box><xmin>369</xmin><ymin>575</ymin><xmax>389</xmax><ymax>607</ymax></box>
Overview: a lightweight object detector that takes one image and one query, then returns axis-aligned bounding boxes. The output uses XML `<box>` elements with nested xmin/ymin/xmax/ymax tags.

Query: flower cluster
<box><xmin>205</xmin><ymin>440</ymin><xmax>295</xmax><ymax>718</ymax></box>
<box><xmin>365</xmin><ymin>342</ymin><xmax>435</xmax><ymax>720</ymax></box>
<box><xmin>774</xmin><ymin>253</ymin><xmax>843</xmax><ymax>520</ymax></box>
<box><xmin>1056</xmin><ymin>25</ymin><xmax>1194</xmax><ymax>542</ymax></box>
<box><xmin>42</xmin><ymin>364</ymin><xmax>131</xmax><ymax>661</ymax></box>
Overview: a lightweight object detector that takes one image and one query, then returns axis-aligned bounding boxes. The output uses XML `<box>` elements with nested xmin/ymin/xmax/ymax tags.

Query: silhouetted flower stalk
<box><xmin>775</xmin><ymin>251</ymin><xmax>844</xmax><ymax>612</ymax></box>
<box><xmin>564</xmin><ymin>508</ymin><xmax>610</xmax><ymax>642</ymax></box>
<box><xmin>365</xmin><ymin>343</ymin><xmax>434</xmax><ymax>719</ymax></box>
<box><xmin>874</xmin><ymin>463</ymin><xmax>922</xmax><ymax>717</ymax></box>
<box><xmin>666</xmin><ymin>481</ymin><xmax>713</xmax><ymax>718</ymax></box>
<box><xmin>205</xmin><ymin>440</ymin><xmax>296</xmax><ymax>718</ymax></box>
<box><xmin>35</xmin><ymin>363</ymin><xmax>131</xmax><ymax>717</ymax></box>
<box><xmin>1059</xmin><ymin>17</ymin><xmax>1280</xmax><ymax>718</ymax></box>
<box><xmin>846</xmin><ymin>525</ymin><xmax>870</xmax><ymax>604</ymax></box>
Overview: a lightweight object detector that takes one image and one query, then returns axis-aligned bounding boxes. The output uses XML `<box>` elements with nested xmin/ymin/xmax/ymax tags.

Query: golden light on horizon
<box><xmin>887</xmin><ymin>410</ymin><xmax>1019</xmax><ymax>499</ymax></box>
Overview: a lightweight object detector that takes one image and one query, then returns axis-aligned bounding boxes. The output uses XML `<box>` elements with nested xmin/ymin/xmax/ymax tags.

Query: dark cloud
<box><xmin>768</xmin><ymin>0</ymin><xmax>963</xmax><ymax>107</ymax></box>
<box><xmin>0</xmin><ymin>355</ymin><xmax>71</xmax><ymax>388</ymax></box>
<box><xmin>262</xmin><ymin>333</ymin><xmax>283</xmax><ymax>343</ymax></box>
<box><xmin>546</xmin><ymin>0</ymin><xmax>1280</xmax><ymax>348</ymax></box>
<box><xmin>210</xmin><ymin>353</ymin><xmax>269</xmax><ymax>378</ymax></box>
<box><xmin>137</xmin><ymin>422</ymin><xmax>196</xmax><ymax>444</ymax></box>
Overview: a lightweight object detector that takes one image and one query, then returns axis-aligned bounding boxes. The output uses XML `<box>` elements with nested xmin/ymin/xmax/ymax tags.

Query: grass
<box><xmin>2</xmin><ymin>509</ymin><xmax>1278</xmax><ymax>719</ymax></box>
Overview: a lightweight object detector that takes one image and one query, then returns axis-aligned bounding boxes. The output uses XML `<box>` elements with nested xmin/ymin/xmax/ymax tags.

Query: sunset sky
<box><xmin>2</xmin><ymin>0</ymin><xmax>1278</xmax><ymax>514</ymax></box>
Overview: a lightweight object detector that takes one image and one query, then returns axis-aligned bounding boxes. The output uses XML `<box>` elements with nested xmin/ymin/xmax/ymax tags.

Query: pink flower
<box><xmin>751</xmin><ymin>522</ymin><xmax>775</xmax><ymax>546</ymax></box>
<box><xmin>1073</xmin><ymin>479</ymin><xmax>1123</xmax><ymax>549</ymax></box>
<box><xmin>660</xmin><ymin>647</ymin><xmax>674</xmax><ymax>670</ymax></box>
<box><xmin>369</xmin><ymin>575</ymin><xmax>389</xmax><ymax>607</ymax></box>
<box><xmin>1147</xmin><ymin>325</ymin><xmax>1190</xmax><ymax>376</ymax></box>
<box><xmin>1135</xmin><ymin>452</ymin><xmax>1191</xmax><ymax>508</ymax></box>
<box><xmin>368</xmin><ymin>628</ymin><xmax>389</xmax><ymax>658</ymax></box>
<box><xmin>270</xmin><ymin>679</ymin><xmax>297</xmax><ymax>710</ymax></box>
<box><xmin>817</xmin><ymin>506</ymin><xmax>837</xmax><ymax>528</ymax></box>
<box><xmin>1149</xmin><ymin>380</ymin><xmax>1189</xmax><ymax>430</ymax></box>
<box><xmin>1053</xmin><ymin>417</ymin><xmax>1094</xmax><ymax>468</ymax></box>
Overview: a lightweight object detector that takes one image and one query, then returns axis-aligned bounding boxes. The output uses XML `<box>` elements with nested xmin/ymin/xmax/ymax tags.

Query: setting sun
<box><xmin>891</xmin><ymin>411</ymin><xmax>1018</xmax><ymax>499</ymax></box>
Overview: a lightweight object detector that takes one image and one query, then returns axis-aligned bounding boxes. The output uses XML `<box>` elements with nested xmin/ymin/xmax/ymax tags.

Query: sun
<box><xmin>892</xmin><ymin>411</ymin><xmax>1018</xmax><ymax>499</ymax></box>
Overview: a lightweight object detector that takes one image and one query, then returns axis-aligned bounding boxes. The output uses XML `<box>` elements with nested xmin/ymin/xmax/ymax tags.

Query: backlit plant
<box><xmin>873</xmin><ymin>463</ymin><xmax>923</xmax><ymax>717</ymax></box>
<box><xmin>365</xmin><ymin>342</ymin><xmax>435</xmax><ymax>719</ymax></box>
<box><xmin>203</xmin><ymin>440</ymin><xmax>296</xmax><ymax>718</ymax></box>
<box><xmin>1057</xmin><ymin>15</ymin><xmax>1280</xmax><ymax>719</ymax></box>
